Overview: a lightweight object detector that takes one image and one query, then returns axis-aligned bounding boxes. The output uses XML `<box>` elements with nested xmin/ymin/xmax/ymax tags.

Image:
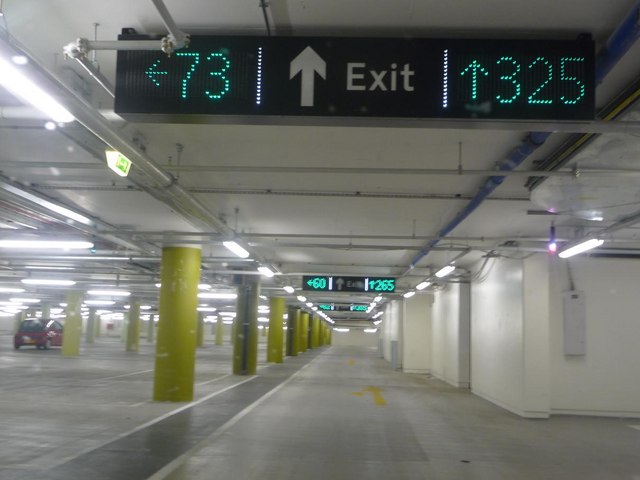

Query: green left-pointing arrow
<box><xmin>146</xmin><ymin>59</ymin><xmax>168</xmax><ymax>87</ymax></box>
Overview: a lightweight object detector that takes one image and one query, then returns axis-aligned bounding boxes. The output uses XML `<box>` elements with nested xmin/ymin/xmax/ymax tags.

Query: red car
<box><xmin>14</xmin><ymin>319</ymin><xmax>64</xmax><ymax>350</ymax></box>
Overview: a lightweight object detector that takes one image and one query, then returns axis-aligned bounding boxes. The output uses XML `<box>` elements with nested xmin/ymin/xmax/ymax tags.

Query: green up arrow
<box><xmin>460</xmin><ymin>60</ymin><xmax>488</xmax><ymax>101</ymax></box>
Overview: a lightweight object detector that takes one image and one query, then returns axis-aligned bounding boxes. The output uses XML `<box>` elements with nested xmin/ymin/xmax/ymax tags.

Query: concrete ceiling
<box><xmin>1</xmin><ymin>0</ymin><xmax>640</xmax><ymax>323</ymax></box>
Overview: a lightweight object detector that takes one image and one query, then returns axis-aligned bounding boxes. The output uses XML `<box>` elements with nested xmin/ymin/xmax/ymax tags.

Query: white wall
<box><xmin>432</xmin><ymin>283</ymin><xmax>470</xmax><ymax>388</ymax></box>
<box><xmin>471</xmin><ymin>255</ymin><xmax>550</xmax><ymax>418</ymax></box>
<box><xmin>549</xmin><ymin>257</ymin><xmax>640</xmax><ymax>416</ymax></box>
<box><xmin>332</xmin><ymin>329</ymin><xmax>379</xmax><ymax>348</ymax></box>
<box><xmin>381</xmin><ymin>299</ymin><xmax>402</xmax><ymax>367</ymax></box>
<box><xmin>402</xmin><ymin>293</ymin><xmax>433</xmax><ymax>374</ymax></box>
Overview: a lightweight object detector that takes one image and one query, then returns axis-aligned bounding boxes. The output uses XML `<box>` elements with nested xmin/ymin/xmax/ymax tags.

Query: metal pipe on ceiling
<box><xmin>7</xmin><ymin>160</ymin><xmax>640</xmax><ymax>178</ymax></box>
<box><xmin>404</xmin><ymin>5</ymin><xmax>640</xmax><ymax>274</ymax></box>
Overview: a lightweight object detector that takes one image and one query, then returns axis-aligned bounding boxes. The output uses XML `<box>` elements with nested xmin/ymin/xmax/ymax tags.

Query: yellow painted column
<box><xmin>267</xmin><ymin>297</ymin><xmax>285</xmax><ymax>363</ymax></box>
<box><xmin>85</xmin><ymin>307</ymin><xmax>96</xmax><ymax>344</ymax></box>
<box><xmin>215</xmin><ymin>318</ymin><xmax>224</xmax><ymax>345</ymax></box>
<box><xmin>62</xmin><ymin>292</ymin><xmax>83</xmax><ymax>356</ymax></box>
<box><xmin>233</xmin><ymin>278</ymin><xmax>260</xmax><ymax>375</ymax></box>
<box><xmin>318</xmin><ymin>321</ymin><xmax>323</xmax><ymax>346</ymax></box>
<box><xmin>310</xmin><ymin>314</ymin><xmax>320</xmax><ymax>348</ymax></box>
<box><xmin>286</xmin><ymin>307</ymin><xmax>299</xmax><ymax>356</ymax></box>
<box><xmin>153</xmin><ymin>246</ymin><xmax>201</xmax><ymax>402</ymax></box>
<box><xmin>299</xmin><ymin>311</ymin><xmax>309</xmax><ymax>352</ymax></box>
<box><xmin>197</xmin><ymin>312</ymin><xmax>205</xmax><ymax>348</ymax></box>
<box><xmin>126</xmin><ymin>300</ymin><xmax>140</xmax><ymax>352</ymax></box>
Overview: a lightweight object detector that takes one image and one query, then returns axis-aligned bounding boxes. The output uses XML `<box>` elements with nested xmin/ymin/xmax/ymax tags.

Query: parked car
<box><xmin>14</xmin><ymin>318</ymin><xmax>63</xmax><ymax>350</ymax></box>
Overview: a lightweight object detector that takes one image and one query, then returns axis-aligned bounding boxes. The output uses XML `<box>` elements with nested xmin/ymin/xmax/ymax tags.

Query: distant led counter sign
<box><xmin>303</xmin><ymin>276</ymin><xmax>331</xmax><ymax>291</ymax></box>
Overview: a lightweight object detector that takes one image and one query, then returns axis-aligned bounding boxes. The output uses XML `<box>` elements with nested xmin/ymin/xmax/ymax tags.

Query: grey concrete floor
<box><xmin>1</xmin><ymin>335</ymin><xmax>639</xmax><ymax>479</ymax></box>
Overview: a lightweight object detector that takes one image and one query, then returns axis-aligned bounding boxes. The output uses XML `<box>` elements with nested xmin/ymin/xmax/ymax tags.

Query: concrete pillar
<box><xmin>153</xmin><ymin>246</ymin><xmax>201</xmax><ymax>402</ymax></box>
<box><xmin>286</xmin><ymin>307</ymin><xmax>299</xmax><ymax>356</ymax></box>
<box><xmin>310</xmin><ymin>314</ymin><xmax>320</xmax><ymax>348</ymax></box>
<box><xmin>147</xmin><ymin>314</ymin><xmax>155</xmax><ymax>343</ymax></box>
<box><xmin>126</xmin><ymin>299</ymin><xmax>140</xmax><ymax>352</ymax></box>
<box><xmin>85</xmin><ymin>308</ymin><xmax>97</xmax><ymax>344</ymax></box>
<box><xmin>215</xmin><ymin>318</ymin><xmax>224</xmax><ymax>345</ymax></box>
<box><xmin>197</xmin><ymin>312</ymin><xmax>205</xmax><ymax>348</ymax></box>
<box><xmin>13</xmin><ymin>311</ymin><xmax>26</xmax><ymax>333</ymax></box>
<box><xmin>95</xmin><ymin>312</ymin><xmax>102</xmax><ymax>338</ymax></box>
<box><xmin>233</xmin><ymin>278</ymin><xmax>260</xmax><ymax>375</ymax></box>
<box><xmin>41</xmin><ymin>303</ymin><xmax>51</xmax><ymax>319</ymax></box>
<box><xmin>299</xmin><ymin>311</ymin><xmax>309</xmax><ymax>352</ymax></box>
<box><xmin>267</xmin><ymin>297</ymin><xmax>285</xmax><ymax>363</ymax></box>
<box><xmin>62</xmin><ymin>292</ymin><xmax>83</xmax><ymax>356</ymax></box>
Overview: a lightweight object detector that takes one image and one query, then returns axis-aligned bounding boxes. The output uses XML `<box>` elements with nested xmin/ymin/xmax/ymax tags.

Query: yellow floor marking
<box><xmin>347</xmin><ymin>359</ymin><xmax>356</xmax><ymax>366</ymax></box>
<box><xmin>352</xmin><ymin>386</ymin><xmax>387</xmax><ymax>406</ymax></box>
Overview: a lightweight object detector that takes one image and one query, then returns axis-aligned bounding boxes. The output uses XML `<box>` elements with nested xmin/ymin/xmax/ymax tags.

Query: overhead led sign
<box><xmin>302</xmin><ymin>276</ymin><xmax>396</xmax><ymax>293</ymax></box>
<box><xmin>115</xmin><ymin>34</ymin><xmax>595</xmax><ymax>123</ymax></box>
<box><xmin>318</xmin><ymin>303</ymin><xmax>370</xmax><ymax>312</ymax></box>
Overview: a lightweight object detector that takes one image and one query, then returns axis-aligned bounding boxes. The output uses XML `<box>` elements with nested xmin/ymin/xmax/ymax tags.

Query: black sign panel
<box><xmin>115</xmin><ymin>35</ymin><xmax>595</xmax><ymax>122</ymax></box>
<box><xmin>302</xmin><ymin>275</ymin><xmax>395</xmax><ymax>293</ymax></box>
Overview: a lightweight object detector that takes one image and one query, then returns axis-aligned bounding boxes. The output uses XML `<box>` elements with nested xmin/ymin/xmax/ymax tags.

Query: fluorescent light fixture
<box><xmin>198</xmin><ymin>292</ymin><xmax>237</xmax><ymax>300</ymax></box>
<box><xmin>222</xmin><ymin>320</ymin><xmax>233</xmax><ymax>325</ymax></box>
<box><xmin>84</xmin><ymin>300</ymin><xmax>115</xmax><ymax>306</ymax></box>
<box><xmin>140</xmin><ymin>305</ymin><xmax>152</xmax><ymax>310</ymax></box>
<box><xmin>0</xmin><ymin>287</ymin><xmax>25</xmax><ymax>293</ymax></box>
<box><xmin>12</xmin><ymin>56</ymin><xmax>28</xmax><ymax>65</ymax></box>
<box><xmin>373</xmin><ymin>319</ymin><xmax>382</xmax><ymax>325</ymax></box>
<box><xmin>297</xmin><ymin>295</ymin><xmax>306</xmax><ymax>302</ymax></box>
<box><xmin>258</xmin><ymin>317</ymin><xmax>269</xmax><ymax>323</ymax></box>
<box><xmin>364</xmin><ymin>328</ymin><xmax>378</xmax><ymax>334</ymax></box>
<box><xmin>403</xmin><ymin>291</ymin><xmax>415</xmax><ymax>298</ymax></box>
<box><xmin>283</xmin><ymin>285</ymin><xmax>295</xmax><ymax>294</ymax></box>
<box><xmin>435</xmin><ymin>265</ymin><xmax>456</xmax><ymax>278</ymax></box>
<box><xmin>155</xmin><ymin>283</ymin><xmax>162</xmax><ymax>288</ymax></box>
<box><xmin>105</xmin><ymin>150</ymin><xmax>132</xmax><ymax>177</ymax></box>
<box><xmin>198</xmin><ymin>284</ymin><xmax>211</xmax><ymax>290</ymax></box>
<box><xmin>258</xmin><ymin>266</ymin><xmax>275</xmax><ymax>277</ymax></box>
<box><xmin>0</xmin><ymin>184</ymin><xmax>93</xmax><ymax>226</ymax></box>
<box><xmin>10</xmin><ymin>298</ymin><xmax>40</xmax><ymax>303</ymax></box>
<box><xmin>374</xmin><ymin>296</ymin><xmax>382</xmax><ymax>302</ymax></box>
<box><xmin>416</xmin><ymin>281</ymin><xmax>431</xmax><ymax>290</ymax></box>
<box><xmin>21</xmin><ymin>278</ymin><xmax>76</xmax><ymax>286</ymax></box>
<box><xmin>25</xmin><ymin>265</ymin><xmax>75</xmax><ymax>270</ymax></box>
<box><xmin>334</xmin><ymin>328</ymin><xmax>350</xmax><ymax>332</ymax></box>
<box><xmin>0</xmin><ymin>240</ymin><xmax>93</xmax><ymax>249</ymax></box>
<box><xmin>558</xmin><ymin>238</ymin><xmax>604</xmax><ymax>259</ymax></box>
<box><xmin>306</xmin><ymin>302</ymin><xmax>313</xmax><ymax>307</ymax></box>
<box><xmin>0</xmin><ymin>56</ymin><xmax>74</xmax><ymax>122</ymax></box>
<box><xmin>219</xmin><ymin>311</ymin><xmax>236</xmax><ymax>317</ymax></box>
<box><xmin>223</xmin><ymin>240</ymin><xmax>250</xmax><ymax>258</ymax></box>
<box><xmin>197</xmin><ymin>307</ymin><xmax>217</xmax><ymax>312</ymax></box>
<box><xmin>87</xmin><ymin>289</ymin><xmax>131</xmax><ymax>297</ymax></box>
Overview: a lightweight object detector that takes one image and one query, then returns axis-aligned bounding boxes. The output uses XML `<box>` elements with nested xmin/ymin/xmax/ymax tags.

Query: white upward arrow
<box><xmin>289</xmin><ymin>46</ymin><xmax>326</xmax><ymax>107</ymax></box>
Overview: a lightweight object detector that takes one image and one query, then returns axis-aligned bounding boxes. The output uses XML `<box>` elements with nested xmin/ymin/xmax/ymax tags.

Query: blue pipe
<box><xmin>595</xmin><ymin>2</ymin><xmax>640</xmax><ymax>84</ymax></box>
<box><xmin>408</xmin><ymin>2</ymin><xmax>640</xmax><ymax>271</ymax></box>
